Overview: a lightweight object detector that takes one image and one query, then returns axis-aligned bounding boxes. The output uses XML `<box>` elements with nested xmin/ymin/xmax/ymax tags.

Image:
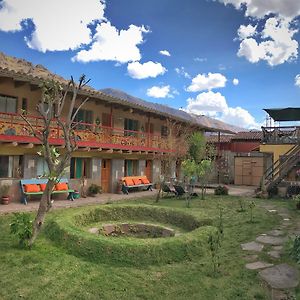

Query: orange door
<box><xmin>101</xmin><ymin>159</ymin><xmax>111</xmax><ymax>193</ymax></box>
<box><xmin>145</xmin><ymin>160</ymin><xmax>152</xmax><ymax>181</ymax></box>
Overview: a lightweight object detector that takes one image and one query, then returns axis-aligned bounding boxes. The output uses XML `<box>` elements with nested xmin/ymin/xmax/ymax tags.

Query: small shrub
<box><xmin>249</xmin><ymin>201</ymin><xmax>256</xmax><ymax>223</ymax></box>
<box><xmin>237</xmin><ymin>197</ymin><xmax>246</xmax><ymax>212</ymax></box>
<box><xmin>208</xmin><ymin>230</ymin><xmax>222</xmax><ymax>276</ymax></box>
<box><xmin>293</xmin><ymin>194</ymin><xmax>300</xmax><ymax>210</ymax></box>
<box><xmin>214</xmin><ymin>185</ymin><xmax>229</xmax><ymax>196</ymax></box>
<box><xmin>10</xmin><ymin>213</ymin><xmax>32</xmax><ymax>248</ymax></box>
<box><xmin>88</xmin><ymin>184</ymin><xmax>102</xmax><ymax>196</ymax></box>
<box><xmin>290</xmin><ymin>235</ymin><xmax>300</xmax><ymax>263</ymax></box>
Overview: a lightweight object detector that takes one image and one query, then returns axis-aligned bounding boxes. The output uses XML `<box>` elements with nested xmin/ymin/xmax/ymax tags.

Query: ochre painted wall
<box><xmin>259</xmin><ymin>144</ymin><xmax>294</xmax><ymax>163</ymax></box>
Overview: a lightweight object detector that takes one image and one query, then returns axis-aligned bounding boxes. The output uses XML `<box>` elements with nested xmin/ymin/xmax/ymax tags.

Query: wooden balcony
<box><xmin>0</xmin><ymin>112</ymin><xmax>184</xmax><ymax>154</ymax></box>
<box><xmin>262</xmin><ymin>126</ymin><xmax>300</xmax><ymax>144</ymax></box>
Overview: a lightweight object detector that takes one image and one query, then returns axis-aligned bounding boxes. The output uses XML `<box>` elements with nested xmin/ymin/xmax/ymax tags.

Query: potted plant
<box><xmin>1</xmin><ymin>184</ymin><xmax>10</xmax><ymax>205</ymax></box>
<box><xmin>88</xmin><ymin>184</ymin><xmax>102</xmax><ymax>196</ymax></box>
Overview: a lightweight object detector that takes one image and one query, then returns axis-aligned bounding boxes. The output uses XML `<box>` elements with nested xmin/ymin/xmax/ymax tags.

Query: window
<box><xmin>161</xmin><ymin>125</ymin><xmax>169</xmax><ymax>137</ymax></box>
<box><xmin>73</xmin><ymin>109</ymin><xmax>93</xmax><ymax>130</ymax></box>
<box><xmin>124</xmin><ymin>160</ymin><xmax>138</xmax><ymax>176</ymax></box>
<box><xmin>21</xmin><ymin>98</ymin><xmax>27</xmax><ymax>113</ymax></box>
<box><xmin>70</xmin><ymin>158</ymin><xmax>91</xmax><ymax>179</ymax></box>
<box><xmin>0</xmin><ymin>155</ymin><xmax>23</xmax><ymax>178</ymax></box>
<box><xmin>0</xmin><ymin>95</ymin><xmax>17</xmax><ymax>113</ymax></box>
<box><xmin>124</xmin><ymin>118</ymin><xmax>138</xmax><ymax>136</ymax></box>
<box><xmin>36</xmin><ymin>157</ymin><xmax>49</xmax><ymax>177</ymax></box>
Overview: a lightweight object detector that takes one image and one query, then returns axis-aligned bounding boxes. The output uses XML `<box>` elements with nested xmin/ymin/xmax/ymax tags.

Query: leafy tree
<box><xmin>21</xmin><ymin>76</ymin><xmax>90</xmax><ymax>247</ymax></box>
<box><xmin>182</xmin><ymin>132</ymin><xmax>214</xmax><ymax>200</ymax></box>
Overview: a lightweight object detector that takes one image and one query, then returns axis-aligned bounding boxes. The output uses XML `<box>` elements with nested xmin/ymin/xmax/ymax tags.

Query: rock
<box><xmin>88</xmin><ymin>227</ymin><xmax>99</xmax><ymax>234</ymax></box>
<box><xmin>259</xmin><ymin>264</ymin><xmax>299</xmax><ymax>289</ymax></box>
<box><xmin>273</xmin><ymin>246</ymin><xmax>283</xmax><ymax>251</ymax></box>
<box><xmin>241</xmin><ymin>241</ymin><xmax>264</xmax><ymax>252</ymax></box>
<box><xmin>120</xmin><ymin>223</ymin><xmax>130</xmax><ymax>233</ymax></box>
<box><xmin>256</xmin><ymin>235</ymin><xmax>286</xmax><ymax>246</ymax></box>
<box><xmin>268</xmin><ymin>209</ymin><xmax>277</xmax><ymax>213</ymax></box>
<box><xmin>102</xmin><ymin>224</ymin><xmax>116</xmax><ymax>235</ymax></box>
<box><xmin>245</xmin><ymin>261</ymin><xmax>273</xmax><ymax>270</ymax></box>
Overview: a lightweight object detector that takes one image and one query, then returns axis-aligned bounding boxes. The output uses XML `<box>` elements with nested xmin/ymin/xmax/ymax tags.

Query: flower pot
<box><xmin>1</xmin><ymin>196</ymin><xmax>10</xmax><ymax>205</ymax></box>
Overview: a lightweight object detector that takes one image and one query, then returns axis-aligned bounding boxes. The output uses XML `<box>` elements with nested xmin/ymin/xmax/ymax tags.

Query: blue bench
<box><xmin>20</xmin><ymin>178</ymin><xmax>75</xmax><ymax>205</ymax></box>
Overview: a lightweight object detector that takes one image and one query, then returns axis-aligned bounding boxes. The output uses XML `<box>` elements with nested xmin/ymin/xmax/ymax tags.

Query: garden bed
<box><xmin>45</xmin><ymin>204</ymin><xmax>215</xmax><ymax>266</ymax></box>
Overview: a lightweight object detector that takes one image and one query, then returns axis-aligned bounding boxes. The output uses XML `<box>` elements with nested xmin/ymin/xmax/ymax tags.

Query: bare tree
<box><xmin>155</xmin><ymin>119</ymin><xmax>191</xmax><ymax>202</ymax></box>
<box><xmin>21</xmin><ymin>75</ymin><xmax>90</xmax><ymax>246</ymax></box>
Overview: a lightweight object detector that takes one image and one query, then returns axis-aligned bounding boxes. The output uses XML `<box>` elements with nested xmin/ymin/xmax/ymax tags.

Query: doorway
<box><xmin>101</xmin><ymin>159</ymin><xmax>111</xmax><ymax>193</ymax></box>
<box><xmin>145</xmin><ymin>160</ymin><xmax>152</xmax><ymax>181</ymax></box>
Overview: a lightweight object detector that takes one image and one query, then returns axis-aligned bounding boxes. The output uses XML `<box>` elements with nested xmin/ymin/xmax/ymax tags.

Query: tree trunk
<box><xmin>155</xmin><ymin>183</ymin><xmax>162</xmax><ymax>202</ymax></box>
<box><xmin>29</xmin><ymin>180</ymin><xmax>56</xmax><ymax>247</ymax></box>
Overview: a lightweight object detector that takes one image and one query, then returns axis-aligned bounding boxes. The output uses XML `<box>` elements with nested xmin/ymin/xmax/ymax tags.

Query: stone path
<box><xmin>241</xmin><ymin>203</ymin><xmax>300</xmax><ymax>299</ymax></box>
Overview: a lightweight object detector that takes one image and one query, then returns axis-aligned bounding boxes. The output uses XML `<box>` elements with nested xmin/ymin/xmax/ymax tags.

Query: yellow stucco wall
<box><xmin>259</xmin><ymin>144</ymin><xmax>294</xmax><ymax>162</ymax></box>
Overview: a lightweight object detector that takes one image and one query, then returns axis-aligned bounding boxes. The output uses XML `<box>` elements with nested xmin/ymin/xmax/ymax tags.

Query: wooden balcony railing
<box><xmin>262</xmin><ymin>126</ymin><xmax>300</xmax><ymax>144</ymax></box>
<box><xmin>0</xmin><ymin>112</ymin><xmax>185</xmax><ymax>153</ymax></box>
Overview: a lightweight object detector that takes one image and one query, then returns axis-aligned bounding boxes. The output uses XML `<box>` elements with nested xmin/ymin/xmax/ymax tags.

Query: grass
<box><xmin>0</xmin><ymin>194</ymin><xmax>295</xmax><ymax>300</ymax></box>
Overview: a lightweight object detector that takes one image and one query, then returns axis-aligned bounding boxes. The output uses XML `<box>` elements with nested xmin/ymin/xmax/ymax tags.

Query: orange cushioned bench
<box><xmin>121</xmin><ymin>176</ymin><xmax>153</xmax><ymax>194</ymax></box>
<box><xmin>20</xmin><ymin>178</ymin><xmax>74</xmax><ymax>205</ymax></box>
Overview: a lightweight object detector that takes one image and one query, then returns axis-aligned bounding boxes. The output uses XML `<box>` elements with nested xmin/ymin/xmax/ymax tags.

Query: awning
<box><xmin>264</xmin><ymin>108</ymin><xmax>300</xmax><ymax>121</ymax></box>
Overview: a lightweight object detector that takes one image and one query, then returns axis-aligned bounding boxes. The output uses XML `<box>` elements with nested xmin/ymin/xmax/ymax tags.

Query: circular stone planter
<box><xmin>45</xmin><ymin>205</ymin><xmax>215</xmax><ymax>266</ymax></box>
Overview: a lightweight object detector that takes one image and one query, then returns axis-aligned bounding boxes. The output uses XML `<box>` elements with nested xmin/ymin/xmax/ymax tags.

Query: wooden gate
<box><xmin>234</xmin><ymin>156</ymin><xmax>264</xmax><ymax>186</ymax></box>
<box><xmin>101</xmin><ymin>159</ymin><xmax>111</xmax><ymax>193</ymax></box>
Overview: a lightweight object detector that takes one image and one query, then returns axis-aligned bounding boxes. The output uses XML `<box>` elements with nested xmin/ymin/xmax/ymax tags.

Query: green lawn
<box><xmin>0</xmin><ymin>195</ymin><xmax>297</xmax><ymax>300</ymax></box>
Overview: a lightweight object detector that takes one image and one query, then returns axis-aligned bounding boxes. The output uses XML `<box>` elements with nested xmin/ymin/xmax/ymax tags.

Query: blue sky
<box><xmin>0</xmin><ymin>0</ymin><xmax>299</xmax><ymax>129</ymax></box>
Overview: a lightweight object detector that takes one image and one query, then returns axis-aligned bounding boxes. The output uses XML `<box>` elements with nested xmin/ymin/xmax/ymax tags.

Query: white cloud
<box><xmin>0</xmin><ymin>0</ymin><xmax>105</xmax><ymax>52</ymax></box>
<box><xmin>175</xmin><ymin>67</ymin><xmax>191</xmax><ymax>79</ymax></box>
<box><xmin>233</xmin><ymin>78</ymin><xmax>239</xmax><ymax>85</ymax></box>
<box><xmin>186</xmin><ymin>91</ymin><xmax>228</xmax><ymax>117</ymax></box>
<box><xmin>186</xmin><ymin>72</ymin><xmax>227</xmax><ymax>92</ymax></box>
<box><xmin>127</xmin><ymin>61</ymin><xmax>167</xmax><ymax>79</ymax></box>
<box><xmin>295</xmin><ymin>74</ymin><xmax>300</xmax><ymax>87</ymax></box>
<box><xmin>220</xmin><ymin>106</ymin><xmax>259</xmax><ymax>129</ymax></box>
<box><xmin>146</xmin><ymin>85</ymin><xmax>173</xmax><ymax>98</ymax></box>
<box><xmin>237</xmin><ymin>17</ymin><xmax>298</xmax><ymax>66</ymax></box>
<box><xmin>194</xmin><ymin>57</ymin><xmax>207</xmax><ymax>62</ymax></box>
<box><xmin>186</xmin><ymin>90</ymin><xmax>259</xmax><ymax>129</ymax></box>
<box><xmin>237</xmin><ymin>24</ymin><xmax>257</xmax><ymax>39</ymax></box>
<box><xmin>159</xmin><ymin>50</ymin><xmax>171</xmax><ymax>56</ymax></box>
<box><xmin>73</xmin><ymin>22</ymin><xmax>149</xmax><ymax>63</ymax></box>
<box><xmin>219</xmin><ymin>0</ymin><xmax>300</xmax><ymax>19</ymax></box>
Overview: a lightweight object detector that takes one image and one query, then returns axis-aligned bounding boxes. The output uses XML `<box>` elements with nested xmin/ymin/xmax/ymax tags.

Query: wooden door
<box><xmin>101</xmin><ymin>159</ymin><xmax>111</xmax><ymax>193</ymax></box>
<box><xmin>145</xmin><ymin>160</ymin><xmax>152</xmax><ymax>181</ymax></box>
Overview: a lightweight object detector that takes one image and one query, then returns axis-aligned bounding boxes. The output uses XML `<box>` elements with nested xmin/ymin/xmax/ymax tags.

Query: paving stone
<box><xmin>259</xmin><ymin>264</ymin><xmax>299</xmax><ymax>289</ymax></box>
<box><xmin>268</xmin><ymin>250</ymin><xmax>281</xmax><ymax>259</ymax></box>
<box><xmin>267</xmin><ymin>229</ymin><xmax>284</xmax><ymax>237</ymax></box>
<box><xmin>241</xmin><ymin>241</ymin><xmax>264</xmax><ymax>252</ymax></box>
<box><xmin>256</xmin><ymin>235</ymin><xmax>286</xmax><ymax>246</ymax></box>
<box><xmin>245</xmin><ymin>261</ymin><xmax>273</xmax><ymax>270</ymax></box>
<box><xmin>272</xmin><ymin>246</ymin><xmax>283</xmax><ymax>251</ymax></box>
<box><xmin>271</xmin><ymin>289</ymin><xmax>295</xmax><ymax>300</ymax></box>
<box><xmin>88</xmin><ymin>227</ymin><xmax>99</xmax><ymax>234</ymax></box>
<box><xmin>244</xmin><ymin>254</ymin><xmax>258</xmax><ymax>262</ymax></box>
<box><xmin>268</xmin><ymin>209</ymin><xmax>277</xmax><ymax>213</ymax></box>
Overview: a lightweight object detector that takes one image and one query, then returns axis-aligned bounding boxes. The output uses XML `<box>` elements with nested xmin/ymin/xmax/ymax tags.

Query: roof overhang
<box><xmin>264</xmin><ymin>107</ymin><xmax>300</xmax><ymax>121</ymax></box>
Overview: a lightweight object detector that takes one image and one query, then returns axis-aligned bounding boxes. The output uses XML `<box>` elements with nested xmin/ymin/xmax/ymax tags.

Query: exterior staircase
<box><xmin>262</xmin><ymin>144</ymin><xmax>300</xmax><ymax>193</ymax></box>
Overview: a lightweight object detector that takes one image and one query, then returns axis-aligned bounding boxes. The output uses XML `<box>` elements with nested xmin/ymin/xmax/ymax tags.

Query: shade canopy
<box><xmin>264</xmin><ymin>108</ymin><xmax>300</xmax><ymax>121</ymax></box>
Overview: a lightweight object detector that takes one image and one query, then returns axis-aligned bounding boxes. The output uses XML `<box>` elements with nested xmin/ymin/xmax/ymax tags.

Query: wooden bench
<box><xmin>20</xmin><ymin>178</ymin><xmax>75</xmax><ymax>205</ymax></box>
<box><xmin>121</xmin><ymin>176</ymin><xmax>153</xmax><ymax>194</ymax></box>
